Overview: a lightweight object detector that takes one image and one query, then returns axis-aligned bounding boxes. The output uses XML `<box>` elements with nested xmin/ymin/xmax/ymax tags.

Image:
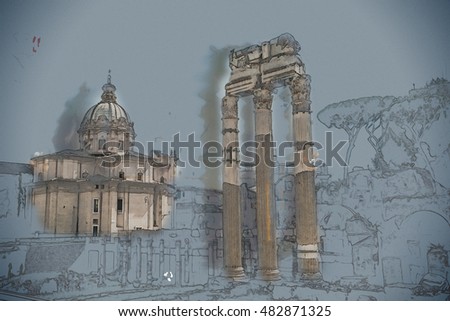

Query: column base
<box><xmin>258</xmin><ymin>269</ymin><xmax>280</xmax><ymax>281</ymax></box>
<box><xmin>226</xmin><ymin>266</ymin><xmax>246</xmax><ymax>281</ymax></box>
<box><xmin>298</xmin><ymin>253</ymin><xmax>322</xmax><ymax>279</ymax></box>
<box><xmin>298</xmin><ymin>253</ymin><xmax>320</xmax><ymax>277</ymax></box>
<box><xmin>299</xmin><ymin>272</ymin><xmax>322</xmax><ymax>281</ymax></box>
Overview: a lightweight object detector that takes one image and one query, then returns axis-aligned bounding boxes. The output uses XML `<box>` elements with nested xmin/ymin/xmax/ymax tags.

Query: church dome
<box><xmin>81</xmin><ymin>78</ymin><xmax>131</xmax><ymax>125</ymax></box>
<box><xmin>82</xmin><ymin>101</ymin><xmax>131</xmax><ymax>124</ymax></box>
<box><xmin>78</xmin><ymin>71</ymin><xmax>136</xmax><ymax>153</ymax></box>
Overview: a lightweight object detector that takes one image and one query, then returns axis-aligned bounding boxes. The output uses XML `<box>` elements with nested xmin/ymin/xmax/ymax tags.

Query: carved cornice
<box><xmin>221</xmin><ymin>95</ymin><xmax>239</xmax><ymax>119</ymax></box>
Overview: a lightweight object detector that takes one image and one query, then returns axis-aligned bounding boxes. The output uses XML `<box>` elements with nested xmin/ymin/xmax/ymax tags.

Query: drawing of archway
<box><xmin>381</xmin><ymin>210</ymin><xmax>450</xmax><ymax>286</ymax></box>
<box><xmin>318</xmin><ymin>204</ymin><xmax>380</xmax><ymax>283</ymax></box>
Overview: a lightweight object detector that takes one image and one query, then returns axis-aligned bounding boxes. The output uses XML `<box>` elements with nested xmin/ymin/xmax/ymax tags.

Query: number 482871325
<box><xmin>259</xmin><ymin>305</ymin><xmax>331</xmax><ymax>317</ymax></box>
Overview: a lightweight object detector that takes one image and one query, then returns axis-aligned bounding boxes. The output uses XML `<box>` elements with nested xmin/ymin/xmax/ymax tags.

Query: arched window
<box><xmin>119</xmin><ymin>171</ymin><xmax>125</xmax><ymax>179</ymax></box>
<box><xmin>82</xmin><ymin>170</ymin><xmax>89</xmax><ymax>179</ymax></box>
<box><xmin>137</xmin><ymin>172</ymin><xmax>143</xmax><ymax>181</ymax></box>
<box><xmin>98</xmin><ymin>138</ymin><xmax>106</xmax><ymax>150</ymax></box>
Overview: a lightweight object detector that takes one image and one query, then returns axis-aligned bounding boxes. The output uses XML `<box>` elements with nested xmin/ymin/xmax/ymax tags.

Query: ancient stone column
<box><xmin>221</xmin><ymin>95</ymin><xmax>245</xmax><ymax>279</ymax></box>
<box><xmin>253</xmin><ymin>87</ymin><xmax>280</xmax><ymax>281</ymax></box>
<box><xmin>289</xmin><ymin>75</ymin><xmax>320</xmax><ymax>278</ymax></box>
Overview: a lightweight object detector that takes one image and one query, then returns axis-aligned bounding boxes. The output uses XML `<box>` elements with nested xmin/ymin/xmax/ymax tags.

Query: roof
<box><xmin>81</xmin><ymin>101</ymin><xmax>131</xmax><ymax>123</ymax></box>
<box><xmin>30</xmin><ymin>149</ymin><xmax>174</xmax><ymax>161</ymax></box>
<box><xmin>78</xmin><ymin>72</ymin><xmax>133</xmax><ymax>130</ymax></box>
<box><xmin>31</xmin><ymin>149</ymin><xmax>90</xmax><ymax>160</ymax></box>
<box><xmin>0</xmin><ymin>161</ymin><xmax>33</xmax><ymax>175</ymax></box>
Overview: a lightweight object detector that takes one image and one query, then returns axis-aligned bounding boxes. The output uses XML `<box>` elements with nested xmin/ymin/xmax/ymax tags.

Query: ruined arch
<box><xmin>383</xmin><ymin>210</ymin><xmax>450</xmax><ymax>285</ymax></box>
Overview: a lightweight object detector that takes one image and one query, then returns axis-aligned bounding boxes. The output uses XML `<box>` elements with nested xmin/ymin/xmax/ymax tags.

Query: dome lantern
<box><xmin>101</xmin><ymin>70</ymin><xmax>117</xmax><ymax>103</ymax></box>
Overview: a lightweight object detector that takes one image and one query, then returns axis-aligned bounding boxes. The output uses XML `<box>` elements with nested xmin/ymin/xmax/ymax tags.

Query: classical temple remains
<box><xmin>221</xmin><ymin>34</ymin><xmax>320</xmax><ymax>280</ymax></box>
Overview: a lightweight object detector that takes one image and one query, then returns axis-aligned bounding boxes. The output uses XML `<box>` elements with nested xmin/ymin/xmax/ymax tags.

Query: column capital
<box><xmin>288</xmin><ymin>74</ymin><xmax>311</xmax><ymax>113</ymax></box>
<box><xmin>222</xmin><ymin>95</ymin><xmax>239</xmax><ymax>119</ymax></box>
<box><xmin>253</xmin><ymin>87</ymin><xmax>273</xmax><ymax>110</ymax></box>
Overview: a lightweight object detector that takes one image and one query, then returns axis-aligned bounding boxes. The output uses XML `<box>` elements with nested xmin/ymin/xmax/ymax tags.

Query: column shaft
<box><xmin>289</xmin><ymin>75</ymin><xmax>320</xmax><ymax>278</ymax></box>
<box><xmin>253</xmin><ymin>87</ymin><xmax>279</xmax><ymax>281</ymax></box>
<box><xmin>221</xmin><ymin>95</ymin><xmax>245</xmax><ymax>279</ymax></box>
<box><xmin>153</xmin><ymin>187</ymin><xmax>162</xmax><ymax>228</ymax></box>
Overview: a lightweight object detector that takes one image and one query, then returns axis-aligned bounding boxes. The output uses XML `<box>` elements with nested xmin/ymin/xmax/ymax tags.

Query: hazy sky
<box><xmin>1</xmin><ymin>0</ymin><xmax>449</xmax><ymax>185</ymax></box>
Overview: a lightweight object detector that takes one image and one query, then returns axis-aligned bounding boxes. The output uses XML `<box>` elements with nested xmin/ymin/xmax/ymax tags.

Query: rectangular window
<box><xmin>93</xmin><ymin>198</ymin><xmax>99</xmax><ymax>213</ymax></box>
<box><xmin>117</xmin><ymin>198</ymin><xmax>123</xmax><ymax>212</ymax></box>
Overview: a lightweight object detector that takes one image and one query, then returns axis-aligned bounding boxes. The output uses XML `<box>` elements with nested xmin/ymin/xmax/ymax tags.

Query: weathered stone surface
<box><xmin>222</xmin><ymin>34</ymin><xmax>318</xmax><ymax>280</ymax></box>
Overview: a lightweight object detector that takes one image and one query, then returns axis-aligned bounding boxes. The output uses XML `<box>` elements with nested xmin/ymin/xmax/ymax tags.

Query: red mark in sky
<box><xmin>32</xmin><ymin>36</ymin><xmax>41</xmax><ymax>53</ymax></box>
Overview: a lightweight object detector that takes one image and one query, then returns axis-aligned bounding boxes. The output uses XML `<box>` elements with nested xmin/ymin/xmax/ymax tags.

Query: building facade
<box><xmin>30</xmin><ymin>74</ymin><xmax>176</xmax><ymax>236</ymax></box>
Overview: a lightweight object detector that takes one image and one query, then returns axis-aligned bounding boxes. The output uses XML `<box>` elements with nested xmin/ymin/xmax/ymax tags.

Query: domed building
<box><xmin>30</xmin><ymin>74</ymin><xmax>176</xmax><ymax>236</ymax></box>
<box><xmin>78</xmin><ymin>73</ymin><xmax>136</xmax><ymax>154</ymax></box>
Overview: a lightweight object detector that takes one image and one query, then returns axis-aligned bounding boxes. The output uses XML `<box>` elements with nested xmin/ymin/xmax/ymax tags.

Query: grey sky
<box><xmin>1</xmin><ymin>0</ymin><xmax>449</xmax><ymax>183</ymax></box>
